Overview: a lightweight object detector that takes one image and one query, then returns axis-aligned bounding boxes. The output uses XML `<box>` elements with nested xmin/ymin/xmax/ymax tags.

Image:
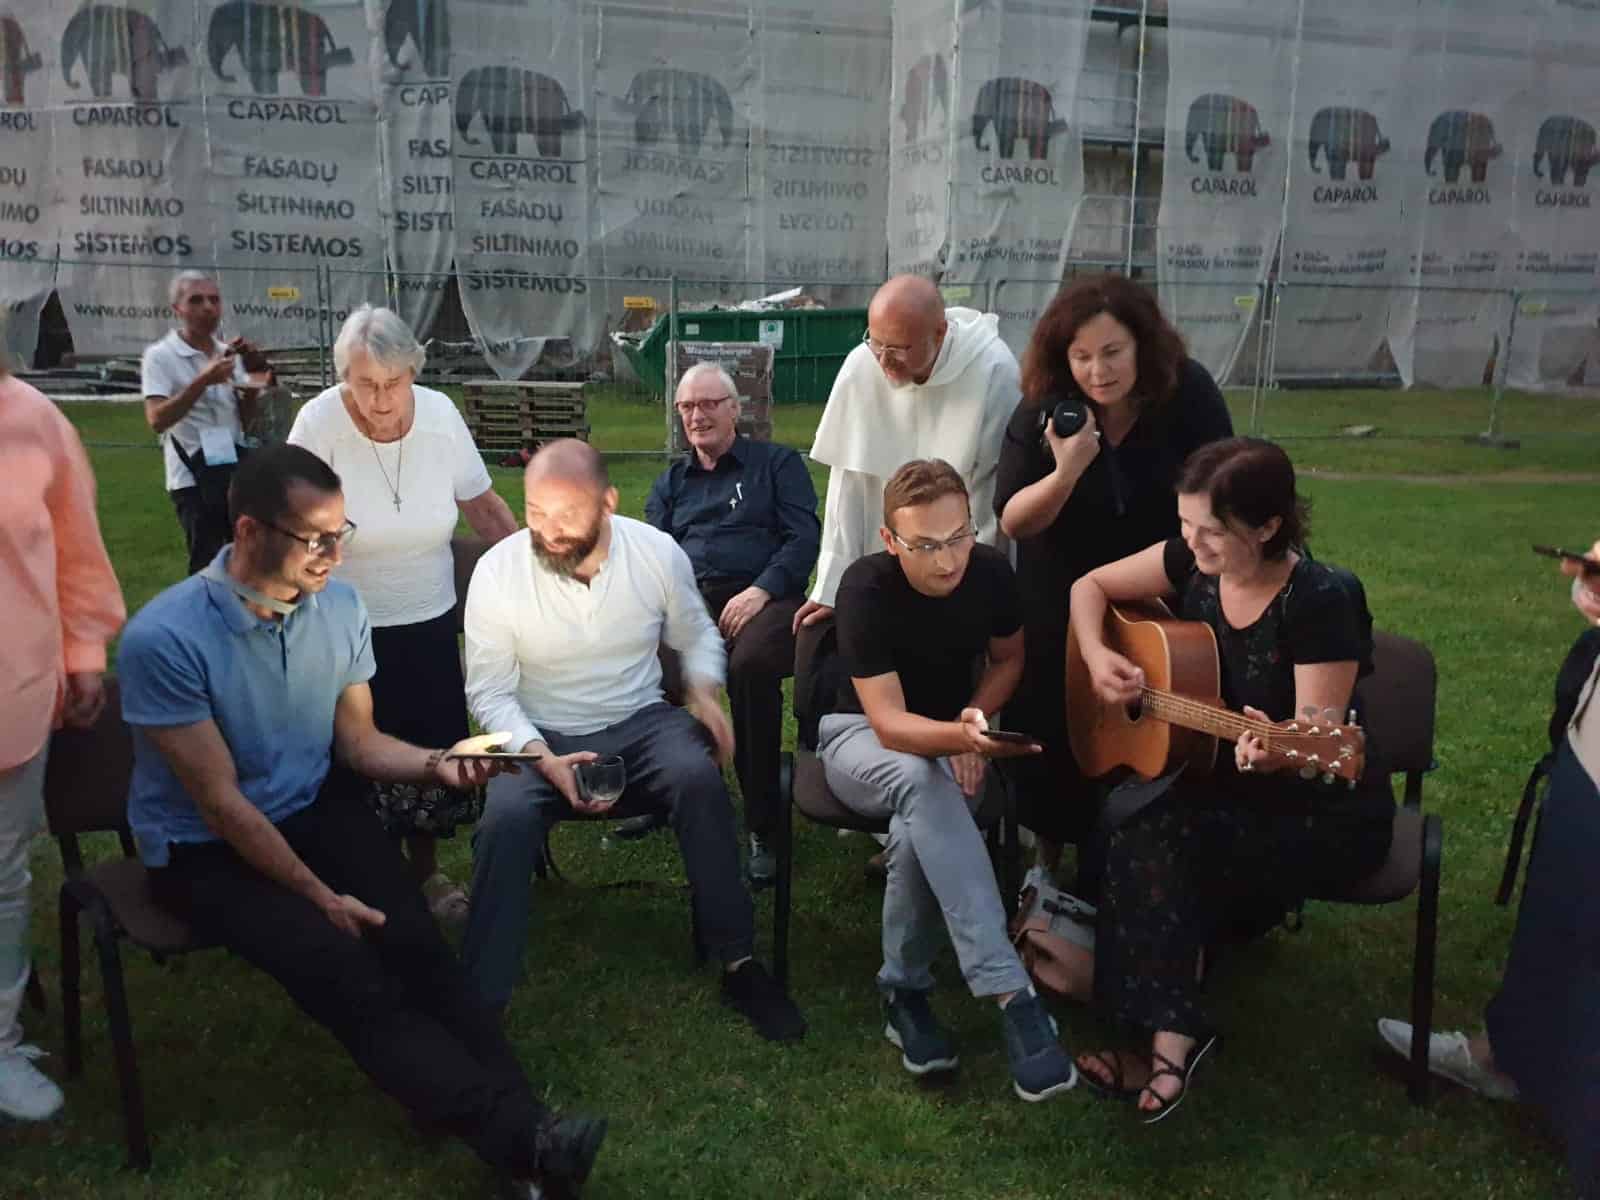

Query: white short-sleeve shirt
<box><xmin>141</xmin><ymin>330</ymin><xmax>248</xmax><ymax>492</ymax></box>
<box><xmin>288</xmin><ymin>383</ymin><xmax>493</xmax><ymax>627</ymax></box>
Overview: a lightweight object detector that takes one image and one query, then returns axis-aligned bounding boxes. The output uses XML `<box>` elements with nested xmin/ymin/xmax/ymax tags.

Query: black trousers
<box><xmin>170</xmin><ymin>483</ymin><xmax>233</xmax><ymax>575</ymax></box>
<box><xmin>150</xmin><ymin>778</ymin><xmax>547</xmax><ymax>1177</ymax></box>
<box><xmin>697</xmin><ymin>581</ymin><xmax>801</xmax><ymax>838</ymax></box>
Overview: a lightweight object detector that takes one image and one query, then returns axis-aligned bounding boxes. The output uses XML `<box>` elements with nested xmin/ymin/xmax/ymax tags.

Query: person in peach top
<box><xmin>0</xmin><ymin>364</ymin><xmax>125</xmax><ymax>1122</ymax></box>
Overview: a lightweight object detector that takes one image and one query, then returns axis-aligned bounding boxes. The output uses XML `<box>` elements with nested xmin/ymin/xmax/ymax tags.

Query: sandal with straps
<box><xmin>1076</xmin><ymin>1049</ymin><xmax>1144</xmax><ymax>1102</ymax></box>
<box><xmin>1140</xmin><ymin>1033</ymin><xmax>1219</xmax><ymax>1125</ymax></box>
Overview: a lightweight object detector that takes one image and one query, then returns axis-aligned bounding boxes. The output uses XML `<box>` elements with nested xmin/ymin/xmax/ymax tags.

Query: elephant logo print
<box><xmin>971</xmin><ymin>77</ymin><xmax>1067</xmax><ymax>160</ymax></box>
<box><xmin>1533</xmin><ymin>115</ymin><xmax>1598</xmax><ymax>187</ymax></box>
<box><xmin>61</xmin><ymin>5</ymin><xmax>188</xmax><ymax>102</ymax></box>
<box><xmin>208</xmin><ymin>2</ymin><xmax>356</xmax><ymax>97</ymax></box>
<box><xmin>1424</xmin><ymin>111</ymin><xmax>1501</xmax><ymax>184</ymax></box>
<box><xmin>384</xmin><ymin>0</ymin><xmax>447</xmax><ymax>79</ymax></box>
<box><xmin>1307</xmin><ymin>107</ymin><xmax>1389</xmax><ymax>181</ymax></box>
<box><xmin>0</xmin><ymin>15</ymin><xmax>42</xmax><ymax>106</ymax></box>
<box><xmin>455</xmin><ymin>66</ymin><xmax>584</xmax><ymax>157</ymax></box>
<box><xmin>900</xmin><ymin>53</ymin><xmax>947</xmax><ymax>144</ymax></box>
<box><xmin>616</xmin><ymin>69</ymin><xmax>733</xmax><ymax>156</ymax></box>
<box><xmin>1185</xmin><ymin>94</ymin><xmax>1271</xmax><ymax>173</ymax></box>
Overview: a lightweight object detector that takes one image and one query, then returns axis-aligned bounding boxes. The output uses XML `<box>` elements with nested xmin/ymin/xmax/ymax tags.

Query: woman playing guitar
<box><xmin>1067</xmin><ymin>437</ymin><xmax>1393</xmax><ymax>1122</ymax></box>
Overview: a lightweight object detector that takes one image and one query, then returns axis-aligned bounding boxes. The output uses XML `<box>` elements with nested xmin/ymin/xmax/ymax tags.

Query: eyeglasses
<box><xmin>862</xmin><ymin>330</ymin><xmax>917</xmax><ymax>364</ymax></box>
<box><xmin>263</xmin><ymin>519</ymin><xmax>358</xmax><ymax>558</ymax></box>
<box><xmin>889</xmin><ymin>527</ymin><xmax>976</xmax><ymax>556</ymax></box>
<box><xmin>674</xmin><ymin>394</ymin><xmax>736</xmax><ymax>415</ymax></box>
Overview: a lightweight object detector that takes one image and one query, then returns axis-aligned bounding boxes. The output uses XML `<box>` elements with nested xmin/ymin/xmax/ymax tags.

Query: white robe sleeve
<box><xmin>809</xmin><ymin>466</ymin><xmax>881</xmax><ymax>608</ymax></box>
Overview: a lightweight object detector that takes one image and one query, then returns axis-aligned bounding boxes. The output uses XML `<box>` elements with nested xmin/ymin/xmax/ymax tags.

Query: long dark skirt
<box><xmin>1486</xmin><ymin>740</ymin><xmax>1600</xmax><ymax>1198</ymax></box>
<box><xmin>365</xmin><ymin>609</ymin><xmax>479</xmax><ymax>839</ymax></box>
<box><xmin>1093</xmin><ymin>775</ymin><xmax>1393</xmax><ymax>1039</ymax></box>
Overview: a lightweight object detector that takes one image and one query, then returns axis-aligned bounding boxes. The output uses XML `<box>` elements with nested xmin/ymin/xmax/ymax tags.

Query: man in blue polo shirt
<box><xmin>118</xmin><ymin>444</ymin><xmax>604</xmax><ymax>1199</ymax></box>
<box><xmin>634</xmin><ymin>362</ymin><xmax>820</xmax><ymax>885</ymax></box>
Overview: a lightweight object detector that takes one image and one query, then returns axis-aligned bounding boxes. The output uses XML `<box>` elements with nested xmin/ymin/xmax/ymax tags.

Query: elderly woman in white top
<box><xmin>288</xmin><ymin>305</ymin><xmax>517</xmax><ymax>922</ymax></box>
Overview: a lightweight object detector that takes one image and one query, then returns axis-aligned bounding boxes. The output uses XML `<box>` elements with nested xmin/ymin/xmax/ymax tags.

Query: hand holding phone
<box><xmin>982</xmin><ymin>728</ymin><xmax>1045</xmax><ymax>748</ymax></box>
<box><xmin>1533</xmin><ymin>544</ymin><xmax>1600</xmax><ymax>575</ymax></box>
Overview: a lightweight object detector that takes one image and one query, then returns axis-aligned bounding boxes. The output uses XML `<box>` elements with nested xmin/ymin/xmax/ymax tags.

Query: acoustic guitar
<box><xmin>1065</xmin><ymin>599</ymin><xmax>1366</xmax><ymax>785</ymax></box>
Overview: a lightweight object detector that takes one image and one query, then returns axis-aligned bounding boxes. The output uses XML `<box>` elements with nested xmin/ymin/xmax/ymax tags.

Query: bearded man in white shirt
<box><xmin>791</xmin><ymin>274</ymin><xmax>1021</xmax><ymax>632</ymax></box>
<box><xmin>461</xmin><ymin>440</ymin><xmax>805</xmax><ymax>1043</ymax></box>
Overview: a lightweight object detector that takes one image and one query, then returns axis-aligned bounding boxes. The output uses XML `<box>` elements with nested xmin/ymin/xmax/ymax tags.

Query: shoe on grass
<box><xmin>421</xmin><ymin>872</ymin><xmax>470</xmax><ymax>926</ymax></box>
<box><xmin>611</xmin><ymin>812</ymin><xmax>667</xmax><ymax>841</ymax></box>
<box><xmin>1376</xmin><ymin>1019</ymin><xmax>1519</xmax><ymax>1101</ymax></box>
<box><xmin>1001</xmin><ymin>987</ymin><xmax>1077</xmax><ymax>1102</ymax></box>
<box><xmin>747</xmin><ymin>833</ymin><xmax>776</xmax><ymax>890</ymax></box>
<box><xmin>883</xmin><ymin>988</ymin><xmax>959</xmax><ymax>1075</ymax></box>
<box><xmin>721</xmin><ymin>960</ymin><xmax>806</xmax><ymax>1042</ymax></box>
<box><xmin>0</xmin><ymin>1046</ymin><xmax>64</xmax><ymax>1122</ymax></box>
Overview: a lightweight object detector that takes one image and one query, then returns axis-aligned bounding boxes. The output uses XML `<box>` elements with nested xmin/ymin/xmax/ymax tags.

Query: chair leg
<box><xmin>24</xmin><ymin>966</ymin><xmax>46</xmax><ymax>1015</ymax></box>
<box><xmin>773</xmin><ymin>754</ymin><xmax>793</xmax><ymax>992</ymax></box>
<box><xmin>92</xmin><ymin>923</ymin><xmax>152</xmax><ymax>1170</ymax></box>
<box><xmin>60</xmin><ymin>889</ymin><xmax>83</xmax><ymax>1078</ymax></box>
<box><xmin>1409</xmin><ymin>813</ymin><xmax>1444</xmax><ymax>1107</ymax></box>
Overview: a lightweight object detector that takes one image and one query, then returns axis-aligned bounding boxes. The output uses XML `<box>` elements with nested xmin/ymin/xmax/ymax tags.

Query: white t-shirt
<box><xmin>141</xmin><ymin>330</ymin><xmax>248</xmax><ymax>492</ymax></box>
<box><xmin>288</xmin><ymin>383</ymin><xmax>493</xmax><ymax>627</ymax></box>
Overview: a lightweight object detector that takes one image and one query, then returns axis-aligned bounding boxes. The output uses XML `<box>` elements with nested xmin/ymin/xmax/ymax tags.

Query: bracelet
<box><xmin>423</xmin><ymin>748</ymin><xmax>446</xmax><ymax>780</ymax></box>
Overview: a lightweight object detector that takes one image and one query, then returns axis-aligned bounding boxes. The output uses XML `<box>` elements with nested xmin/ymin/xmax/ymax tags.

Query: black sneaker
<box><xmin>611</xmin><ymin>812</ymin><xmax>667</xmax><ymax>841</ymax></box>
<box><xmin>1001</xmin><ymin>988</ymin><xmax>1077</xmax><ymax>1102</ymax></box>
<box><xmin>531</xmin><ymin>1113</ymin><xmax>608</xmax><ymax>1198</ymax></box>
<box><xmin>720</xmin><ymin>960</ymin><xmax>807</xmax><ymax>1042</ymax></box>
<box><xmin>883</xmin><ymin>989</ymin><xmax>959</xmax><ymax>1076</ymax></box>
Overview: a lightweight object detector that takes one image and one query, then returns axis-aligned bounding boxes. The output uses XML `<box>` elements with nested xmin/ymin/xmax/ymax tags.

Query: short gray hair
<box><xmin>675</xmin><ymin>360</ymin><xmax>738</xmax><ymax>401</ymax></box>
<box><xmin>333</xmin><ymin>304</ymin><xmax>426</xmax><ymax>379</ymax></box>
<box><xmin>169</xmin><ymin>270</ymin><xmax>216</xmax><ymax>306</ymax></box>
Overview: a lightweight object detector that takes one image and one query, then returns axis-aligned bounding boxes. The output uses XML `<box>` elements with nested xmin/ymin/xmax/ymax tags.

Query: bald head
<box><xmin>865</xmin><ymin>275</ymin><xmax>948</xmax><ymax>387</ymax></box>
<box><xmin>525</xmin><ymin>438</ymin><xmax>609</xmax><ymax>492</ymax></box>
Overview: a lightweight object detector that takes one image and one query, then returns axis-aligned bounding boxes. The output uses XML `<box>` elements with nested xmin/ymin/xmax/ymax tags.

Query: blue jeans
<box><xmin>817</xmin><ymin>714</ymin><xmax>1029</xmax><ymax>1000</ymax></box>
<box><xmin>463</xmin><ymin>703</ymin><xmax>756</xmax><ymax>1009</ymax></box>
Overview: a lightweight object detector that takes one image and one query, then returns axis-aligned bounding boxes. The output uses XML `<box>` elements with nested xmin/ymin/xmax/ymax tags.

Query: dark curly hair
<box><xmin>1019</xmin><ymin>273</ymin><xmax>1187</xmax><ymax>416</ymax></box>
<box><xmin>1176</xmin><ymin>437</ymin><xmax>1310</xmax><ymax>560</ymax></box>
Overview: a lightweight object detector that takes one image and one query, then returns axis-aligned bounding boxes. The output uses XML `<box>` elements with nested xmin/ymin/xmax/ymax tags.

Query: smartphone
<box><xmin>445</xmin><ymin>750</ymin><xmax>544</xmax><ymax>762</ymax></box>
<box><xmin>983</xmin><ymin>729</ymin><xmax>1043</xmax><ymax>747</ymax></box>
<box><xmin>1532</xmin><ymin>544</ymin><xmax>1600</xmax><ymax>575</ymax></box>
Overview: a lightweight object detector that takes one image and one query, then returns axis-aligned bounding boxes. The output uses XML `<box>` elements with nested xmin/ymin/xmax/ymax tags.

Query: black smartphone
<box><xmin>1533</xmin><ymin>544</ymin><xmax>1600</xmax><ymax>575</ymax></box>
<box><xmin>445</xmin><ymin>751</ymin><xmax>544</xmax><ymax>762</ymax></box>
<box><xmin>983</xmin><ymin>729</ymin><xmax>1043</xmax><ymax>747</ymax></box>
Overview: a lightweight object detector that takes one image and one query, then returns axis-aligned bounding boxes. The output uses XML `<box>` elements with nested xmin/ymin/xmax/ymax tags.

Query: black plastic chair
<box><xmin>1308</xmin><ymin>629</ymin><xmax>1443</xmax><ymax>1106</ymax></box>
<box><xmin>45</xmin><ymin>679</ymin><xmax>220</xmax><ymax>1170</ymax></box>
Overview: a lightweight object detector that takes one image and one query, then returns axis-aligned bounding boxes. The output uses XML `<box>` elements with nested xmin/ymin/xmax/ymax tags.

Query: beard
<box><xmin>530</xmin><ymin>520</ymin><xmax>602</xmax><ymax>577</ymax></box>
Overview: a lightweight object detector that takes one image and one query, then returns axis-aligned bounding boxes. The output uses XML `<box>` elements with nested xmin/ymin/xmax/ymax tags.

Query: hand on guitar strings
<box><xmin>958</xmin><ymin>707</ymin><xmax>1044</xmax><ymax>762</ymax></box>
<box><xmin>1234</xmin><ymin>706</ymin><xmax>1274</xmax><ymax>774</ymax></box>
<box><xmin>1085</xmin><ymin>647</ymin><xmax>1146</xmax><ymax>705</ymax></box>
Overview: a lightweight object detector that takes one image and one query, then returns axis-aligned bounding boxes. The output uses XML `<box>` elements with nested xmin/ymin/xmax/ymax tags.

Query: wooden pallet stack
<box><xmin>463</xmin><ymin>381</ymin><xmax>589</xmax><ymax>454</ymax></box>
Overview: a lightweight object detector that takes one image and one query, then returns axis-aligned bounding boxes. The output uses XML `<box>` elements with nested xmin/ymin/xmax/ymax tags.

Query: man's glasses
<box><xmin>264</xmin><ymin>519</ymin><xmax>358</xmax><ymax>558</ymax></box>
<box><xmin>862</xmin><ymin>330</ymin><xmax>916</xmax><ymax>364</ymax></box>
<box><xmin>889</xmin><ymin>527</ymin><xmax>976</xmax><ymax>557</ymax></box>
<box><xmin>674</xmin><ymin>394</ymin><xmax>736</xmax><ymax>416</ymax></box>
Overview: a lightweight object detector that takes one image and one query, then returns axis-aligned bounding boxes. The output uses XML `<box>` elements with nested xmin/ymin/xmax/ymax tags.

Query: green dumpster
<box><xmin>617</xmin><ymin>307</ymin><xmax>868</xmax><ymax>404</ymax></box>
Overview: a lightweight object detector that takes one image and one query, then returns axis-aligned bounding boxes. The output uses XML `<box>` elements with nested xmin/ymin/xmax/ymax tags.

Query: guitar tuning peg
<box><xmin>1308</xmin><ymin>725</ymin><xmax>1321</xmax><ymax>735</ymax></box>
<box><xmin>1322</xmin><ymin>772</ymin><xmax>1336</xmax><ymax>785</ymax></box>
<box><xmin>1286</xmin><ymin>722</ymin><xmax>1300</xmax><ymax>732</ymax></box>
<box><xmin>1285</xmin><ymin>749</ymin><xmax>1299</xmax><ymax>760</ymax></box>
<box><xmin>1306</xmin><ymin>754</ymin><xmax>1321</xmax><ymax>766</ymax></box>
<box><xmin>1299</xmin><ymin>765</ymin><xmax>1318</xmax><ymax>780</ymax></box>
<box><xmin>1347</xmin><ymin>708</ymin><xmax>1358</xmax><ymax>725</ymax></box>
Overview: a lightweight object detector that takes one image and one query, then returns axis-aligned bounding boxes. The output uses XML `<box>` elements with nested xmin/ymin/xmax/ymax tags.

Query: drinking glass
<box><xmin>576</xmin><ymin>755</ymin><xmax>626</xmax><ymax>810</ymax></box>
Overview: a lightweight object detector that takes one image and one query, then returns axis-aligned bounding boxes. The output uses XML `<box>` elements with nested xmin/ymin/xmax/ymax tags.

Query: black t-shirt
<box><xmin>1162</xmin><ymin>537</ymin><xmax>1374</xmax><ymax>722</ymax></box>
<box><xmin>994</xmin><ymin>357</ymin><xmax>1234</xmax><ymax>658</ymax></box>
<box><xmin>833</xmin><ymin>545</ymin><xmax>1022</xmax><ymax>721</ymax></box>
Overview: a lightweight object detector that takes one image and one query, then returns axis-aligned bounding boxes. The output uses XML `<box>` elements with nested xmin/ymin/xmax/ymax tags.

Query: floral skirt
<box><xmin>367</xmin><ymin>609</ymin><xmax>480</xmax><ymax>839</ymax></box>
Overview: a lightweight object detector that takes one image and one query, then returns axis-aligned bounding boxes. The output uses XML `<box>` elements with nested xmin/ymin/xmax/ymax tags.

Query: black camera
<box><xmin>1037</xmin><ymin>394</ymin><xmax>1088</xmax><ymax>441</ymax></box>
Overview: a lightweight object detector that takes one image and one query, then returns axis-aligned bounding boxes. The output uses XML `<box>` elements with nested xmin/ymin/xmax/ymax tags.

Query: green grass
<box><xmin>6</xmin><ymin>388</ymin><xmax>1598</xmax><ymax>1198</ymax></box>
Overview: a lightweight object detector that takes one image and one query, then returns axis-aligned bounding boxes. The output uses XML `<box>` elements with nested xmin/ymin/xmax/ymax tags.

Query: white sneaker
<box><xmin>0</xmin><ymin>1046</ymin><xmax>65</xmax><ymax>1122</ymax></box>
<box><xmin>1376</xmin><ymin>1019</ymin><xmax>1520</xmax><ymax>1101</ymax></box>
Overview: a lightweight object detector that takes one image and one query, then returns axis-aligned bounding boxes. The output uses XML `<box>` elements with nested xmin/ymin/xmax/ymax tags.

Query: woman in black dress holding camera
<box><xmin>995</xmin><ymin>275</ymin><xmax>1233</xmax><ymax>868</ymax></box>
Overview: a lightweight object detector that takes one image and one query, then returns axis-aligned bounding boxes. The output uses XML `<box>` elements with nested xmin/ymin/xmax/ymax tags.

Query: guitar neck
<box><xmin>1139</xmin><ymin>687</ymin><xmax>1270</xmax><ymax>742</ymax></box>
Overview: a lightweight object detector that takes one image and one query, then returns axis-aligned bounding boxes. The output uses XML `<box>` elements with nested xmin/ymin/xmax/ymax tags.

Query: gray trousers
<box><xmin>817</xmin><ymin>714</ymin><xmax>1029</xmax><ymax>999</ymax></box>
<box><xmin>0</xmin><ymin>743</ymin><xmax>48</xmax><ymax>1053</ymax></box>
<box><xmin>463</xmin><ymin>703</ymin><xmax>756</xmax><ymax>1009</ymax></box>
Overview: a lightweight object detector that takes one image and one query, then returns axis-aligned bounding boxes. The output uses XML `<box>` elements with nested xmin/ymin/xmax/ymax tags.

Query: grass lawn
<box><xmin>5</xmin><ymin>386</ymin><xmax>1598</xmax><ymax>1198</ymax></box>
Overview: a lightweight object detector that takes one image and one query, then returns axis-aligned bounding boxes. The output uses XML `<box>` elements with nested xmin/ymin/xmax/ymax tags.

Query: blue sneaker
<box><xmin>1001</xmin><ymin>987</ymin><xmax>1077</xmax><ymax>1102</ymax></box>
<box><xmin>883</xmin><ymin>989</ymin><xmax>959</xmax><ymax>1075</ymax></box>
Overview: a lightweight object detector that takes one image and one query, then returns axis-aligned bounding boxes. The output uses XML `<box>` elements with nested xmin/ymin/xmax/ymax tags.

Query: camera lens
<box><xmin>1051</xmin><ymin>398</ymin><xmax>1087</xmax><ymax>438</ymax></box>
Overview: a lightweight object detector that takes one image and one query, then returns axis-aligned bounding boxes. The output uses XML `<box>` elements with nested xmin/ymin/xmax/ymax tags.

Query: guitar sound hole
<box><xmin>1123</xmin><ymin>697</ymin><xmax>1143</xmax><ymax>722</ymax></box>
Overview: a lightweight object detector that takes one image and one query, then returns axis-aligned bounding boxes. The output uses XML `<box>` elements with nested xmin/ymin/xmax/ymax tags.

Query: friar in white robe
<box><xmin>795</xmin><ymin>275</ymin><xmax>1021</xmax><ymax>624</ymax></box>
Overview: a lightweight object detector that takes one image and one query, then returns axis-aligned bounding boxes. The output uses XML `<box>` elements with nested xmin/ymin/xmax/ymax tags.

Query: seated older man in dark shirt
<box><xmin>631</xmin><ymin>362</ymin><xmax>820</xmax><ymax>885</ymax></box>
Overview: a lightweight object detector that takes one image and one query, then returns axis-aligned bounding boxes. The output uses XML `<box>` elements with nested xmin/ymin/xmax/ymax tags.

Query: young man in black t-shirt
<box><xmin>818</xmin><ymin>459</ymin><xmax>1077</xmax><ymax>1101</ymax></box>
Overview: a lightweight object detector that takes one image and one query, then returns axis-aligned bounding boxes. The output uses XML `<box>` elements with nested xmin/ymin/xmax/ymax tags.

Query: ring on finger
<box><xmin>1240</xmin><ymin>760</ymin><xmax>1254</xmax><ymax>773</ymax></box>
